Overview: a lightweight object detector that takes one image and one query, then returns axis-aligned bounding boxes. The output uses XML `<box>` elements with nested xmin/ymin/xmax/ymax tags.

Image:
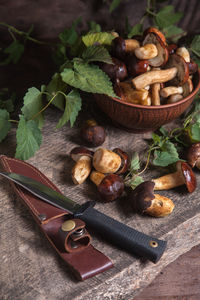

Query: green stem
<box><xmin>191</xmin><ymin>48</ymin><xmax>200</xmax><ymax>58</ymax></box>
<box><xmin>146</xmin><ymin>8</ymin><xmax>157</xmax><ymax>17</ymax></box>
<box><xmin>0</xmin><ymin>22</ymin><xmax>54</xmax><ymax>46</ymax></box>
<box><xmin>30</xmin><ymin>91</ymin><xmax>66</xmax><ymax>121</ymax></box>
<box><xmin>8</xmin><ymin>119</ymin><xmax>18</xmax><ymax>123</ymax></box>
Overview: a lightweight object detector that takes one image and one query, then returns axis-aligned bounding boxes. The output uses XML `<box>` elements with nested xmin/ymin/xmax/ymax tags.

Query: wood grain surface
<box><xmin>0</xmin><ymin>1</ymin><xmax>200</xmax><ymax>299</ymax></box>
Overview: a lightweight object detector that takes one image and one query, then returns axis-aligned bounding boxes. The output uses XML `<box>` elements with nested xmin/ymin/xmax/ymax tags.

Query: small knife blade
<box><xmin>0</xmin><ymin>171</ymin><xmax>167</xmax><ymax>263</ymax></box>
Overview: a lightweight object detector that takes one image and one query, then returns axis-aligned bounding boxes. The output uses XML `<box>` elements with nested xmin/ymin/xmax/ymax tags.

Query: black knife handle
<box><xmin>75</xmin><ymin>205</ymin><xmax>167</xmax><ymax>263</ymax></box>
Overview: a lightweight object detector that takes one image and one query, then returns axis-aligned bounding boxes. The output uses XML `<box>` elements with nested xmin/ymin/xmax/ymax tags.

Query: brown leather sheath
<box><xmin>0</xmin><ymin>155</ymin><xmax>113</xmax><ymax>281</ymax></box>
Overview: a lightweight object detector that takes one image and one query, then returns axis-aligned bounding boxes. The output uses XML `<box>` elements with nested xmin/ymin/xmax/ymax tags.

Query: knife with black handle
<box><xmin>0</xmin><ymin>171</ymin><xmax>167</xmax><ymax>263</ymax></box>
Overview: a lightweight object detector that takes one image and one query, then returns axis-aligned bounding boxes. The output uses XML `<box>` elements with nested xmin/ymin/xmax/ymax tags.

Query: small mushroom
<box><xmin>167</xmin><ymin>93</ymin><xmax>183</xmax><ymax>104</ymax></box>
<box><xmin>134</xmin><ymin>43</ymin><xmax>158</xmax><ymax>60</ymax></box>
<box><xmin>142</xmin><ymin>27</ymin><xmax>169</xmax><ymax>67</ymax></box>
<box><xmin>176</xmin><ymin>47</ymin><xmax>190</xmax><ymax>63</ymax></box>
<box><xmin>164</xmin><ymin>54</ymin><xmax>189</xmax><ymax>86</ymax></box>
<box><xmin>132</xmin><ymin>67</ymin><xmax>177</xmax><ymax>90</ymax></box>
<box><xmin>99</xmin><ymin>57</ymin><xmax>128</xmax><ymax>81</ymax></box>
<box><xmin>90</xmin><ymin>171</ymin><xmax>124</xmax><ymax>202</ymax></box>
<box><xmin>187</xmin><ymin>143</ymin><xmax>200</xmax><ymax>169</ymax></box>
<box><xmin>70</xmin><ymin>147</ymin><xmax>94</xmax><ymax>184</ymax></box>
<box><xmin>129</xmin><ymin>181</ymin><xmax>175</xmax><ymax>217</ymax></box>
<box><xmin>93</xmin><ymin>148</ymin><xmax>122</xmax><ymax>174</ymax></box>
<box><xmin>160</xmin><ymin>78</ymin><xmax>193</xmax><ymax>98</ymax></box>
<box><xmin>81</xmin><ymin>119</ymin><xmax>106</xmax><ymax>147</ymax></box>
<box><xmin>152</xmin><ymin>161</ymin><xmax>197</xmax><ymax>193</ymax></box>
<box><xmin>126</xmin><ymin>54</ymin><xmax>149</xmax><ymax>77</ymax></box>
<box><xmin>111</xmin><ymin>36</ymin><xmax>140</xmax><ymax>59</ymax></box>
<box><xmin>167</xmin><ymin>44</ymin><xmax>178</xmax><ymax>55</ymax></box>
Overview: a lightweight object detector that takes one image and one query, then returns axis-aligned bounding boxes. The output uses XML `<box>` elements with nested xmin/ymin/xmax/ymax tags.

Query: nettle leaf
<box><xmin>0</xmin><ymin>109</ymin><xmax>11</xmax><ymax>142</ymax></box>
<box><xmin>0</xmin><ymin>40</ymin><xmax>24</xmax><ymax>65</ymax></box>
<box><xmin>82</xmin><ymin>45</ymin><xmax>113</xmax><ymax>64</ymax></box>
<box><xmin>46</xmin><ymin>73</ymin><xmax>68</xmax><ymax>111</ymax></box>
<box><xmin>15</xmin><ymin>115</ymin><xmax>42</xmax><ymax>160</ymax></box>
<box><xmin>127</xmin><ymin>23</ymin><xmax>143</xmax><ymax>39</ymax></box>
<box><xmin>155</xmin><ymin>5</ymin><xmax>183</xmax><ymax>29</ymax></box>
<box><xmin>109</xmin><ymin>0</ymin><xmax>121</xmax><ymax>13</ymax></box>
<box><xmin>61</xmin><ymin>61</ymin><xmax>117</xmax><ymax>97</ymax></box>
<box><xmin>56</xmin><ymin>89</ymin><xmax>82</xmax><ymax>128</ymax></box>
<box><xmin>129</xmin><ymin>176</ymin><xmax>144</xmax><ymax>190</ymax></box>
<box><xmin>82</xmin><ymin>32</ymin><xmax>115</xmax><ymax>47</ymax></box>
<box><xmin>191</xmin><ymin>35</ymin><xmax>200</xmax><ymax>57</ymax></box>
<box><xmin>153</xmin><ymin>140</ymin><xmax>179</xmax><ymax>166</ymax></box>
<box><xmin>130</xmin><ymin>152</ymin><xmax>140</xmax><ymax>171</ymax></box>
<box><xmin>189</xmin><ymin>123</ymin><xmax>200</xmax><ymax>142</ymax></box>
<box><xmin>22</xmin><ymin>86</ymin><xmax>45</xmax><ymax>129</ymax></box>
<box><xmin>163</xmin><ymin>25</ymin><xmax>185</xmax><ymax>42</ymax></box>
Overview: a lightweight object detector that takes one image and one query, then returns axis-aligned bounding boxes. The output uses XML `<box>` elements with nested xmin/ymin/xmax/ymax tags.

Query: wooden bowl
<box><xmin>95</xmin><ymin>70</ymin><xmax>200</xmax><ymax>133</ymax></box>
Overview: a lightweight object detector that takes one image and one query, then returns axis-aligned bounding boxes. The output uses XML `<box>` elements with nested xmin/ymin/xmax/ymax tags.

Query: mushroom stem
<box><xmin>90</xmin><ymin>170</ymin><xmax>105</xmax><ymax>186</ymax></box>
<box><xmin>93</xmin><ymin>148</ymin><xmax>122</xmax><ymax>174</ymax></box>
<box><xmin>135</xmin><ymin>43</ymin><xmax>158</xmax><ymax>60</ymax></box>
<box><xmin>151</xmin><ymin>83</ymin><xmax>161</xmax><ymax>105</ymax></box>
<box><xmin>125</xmin><ymin>39</ymin><xmax>140</xmax><ymax>52</ymax></box>
<box><xmin>72</xmin><ymin>156</ymin><xmax>92</xmax><ymax>185</ymax></box>
<box><xmin>153</xmin><ymin>171</ymin><xmax>184</xmax><ymax>190</ymax></box>
<box><xmin>176</xmin><ymin>47</ymin><xmax>190</xmax><ymax>63</ymax></box>
<box><xmin>132</xmin><ymin>67</ymin><xmax>177</xmax><ymax>90</ymax></box>
<box><xmin>167</xmin><ymin>93</ymin><xmax>183</xmax><ymax>104</ymax></box>
<box><xmin>146</xmin><ymin>194</ymin><xmax>175</xmax><ymax>217</ymax></box>
<box><xmin>160</xmin><ymin>86</ymin><xmax>183</xmax><ymax>98</ymax></box>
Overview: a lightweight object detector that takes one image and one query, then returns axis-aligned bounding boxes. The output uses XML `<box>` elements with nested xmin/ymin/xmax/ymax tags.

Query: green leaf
<box><xmin>128</xmin><ymin>176</ymin><xmax>144</xmax><ymax>190</ymax></box>
<box><xmin>0</xmin><ymin>40</ymin><xmax>24</xmax><ymax>65</ymax></box>
<box><xmin>0</xmin><ymin>109</ymin><xmax>11</xmax><ymax>142</ymax></box>
<box><xmin>155</xmin><ymin>5</ymin><xmax>183</xmax><ymax>29</ymax></box>
<box><xmin>88</xmin><ymin>21</ymin><xmax>101</xmax><ymax>33</ymax></box>
<box><xmin>159</xmin><ymin>126</ymin><xmax>168</xmax><ymax>137</ymax></box>
<box><xmin>127</xmin><ymin>23</ymin><xmax>143</xmax><ymax>39</ymax></box>
<box><xmin>21</xmin><ymin>86</ymin><xmax>44</xmax><ymax>129</ymax></box>
<box><xmin>189</xmin><ymin>123</ymin><xmax>200</xmax><ymax>142</ymax></box>
<box><xmin>163</xmin><ymin>25</ymin><xmax>185</xmax><ymax>42</ymax></box>
<box><xmin>153</xmin><ymin>140</ymin><xmax>179</xmax><ymax>166</ymax></box>
<box><xmin>152</xmin><ymin>133</ymin><xmax>162</xmax><ymax>145</ymax></box>
<box><xmin>191</xmin><ymin>35</ymin><xmax>200</xmax><ymax>57</ymax></box>
<box><xmin>59</xmin><ymin>17</ymin><xmax>82</xmax><ymax>46</ymax></box>
<box><xmin>82</xmin><ymin>45</ymin><xmax>113</xmax><ymax>64</ymax></box>
<box><xmin>15</xmin><ymin>115</ymin><xmax>42</xmax><ymax>160</ymax></box>
<box><xmin>109</xmin><ymin>0</ymin><xmax>121</xmax><ymax>13</ymax></box>
<box><xmin>0</xmin><ymin>97</ymin><xmax>14</xmax><ymax>112</ymax></box>
<box><xmin>130</xmin><ymin>152</ymin><xmax>140</xmax><ymax>171</ymax></box>
<box><xmin>56</xmin><ymin>89</ymin><xmax>82</xmax><ymax>128</ymax></box>
<box><xmin>46</xmin><ymin>73</ymin><xmax>68</xmax><ymax>111</ymax></box>
<box><xmin>61</xmin><ymin>61</ymin><xmax>117</xmax><ymax>97</ymax></box>
<box><xmin>82</xmin><ymin>32</ymin><xmax>115</xmax><ymax>47</ymax></box>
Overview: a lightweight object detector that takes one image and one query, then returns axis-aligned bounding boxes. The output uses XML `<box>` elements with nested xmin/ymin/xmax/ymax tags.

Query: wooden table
<box><xmin>1</xmin><ymin>104</ymin><xmax>200</xmax><ymax>300</ymax></box>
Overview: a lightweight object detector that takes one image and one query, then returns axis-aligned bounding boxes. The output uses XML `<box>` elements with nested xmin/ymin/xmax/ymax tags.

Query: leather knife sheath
<box><xmin>0</xmin><ymin>155</ymin><xmax>113</xmax><ymax>280</ymax></box>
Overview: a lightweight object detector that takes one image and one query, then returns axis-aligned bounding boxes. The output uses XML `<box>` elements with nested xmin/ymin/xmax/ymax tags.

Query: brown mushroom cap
<box><xmin>113</xmin><ymin>148</ymin><xmax>130</xmax><ymax>174</ymax></box>
<box><xmin>164</xmin><ymin>54</ymin><xmax>189</xmax><ymax>86</ymax></box>
<box><xmin>142</xmin><ymin>28</ymin><xmax>168</xmax><ymax>67</ymax></box>
<box><xmin>98</xmin><ymin>174</ymin><xmax>124</xmax><ymax>202</ymax></box>
<box><xmin>187</xmin><ymin>60</ymin><xmax>198</xmax><ymax>75</ymax></box>
<box><xmin>99</xmin><ymin>57</ymin><xmax>128</xmax><ymax>81</ymax></box>
<box><xmin>176</xmin><ymin>161</ymin><xmax>197</xmax><ymax>193</ymax></box>
<box><xmin>70</xmin><ymin>147</ymin><xmax>94</xmax><ymax>161</ymax></box>
<box><xmin>111</xmin><ymin>37</ymin><xmax>126</xmax><ymax>60</ymax></box>
<box><xmin>81</xmin><ymin>120</ymin><xmax>106</xmax><ymax>147</ymax></box>
<box><xmin>187</xmin><ymin>143</ymin><xmax>200</xmax><ymax>169</ymax></box>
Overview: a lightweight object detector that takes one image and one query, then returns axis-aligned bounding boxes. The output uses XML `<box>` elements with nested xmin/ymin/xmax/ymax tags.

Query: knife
<box><xmin>0</xmin><ymin>171</ymin><xmax>167</xmax><ymax>263</ymax></box>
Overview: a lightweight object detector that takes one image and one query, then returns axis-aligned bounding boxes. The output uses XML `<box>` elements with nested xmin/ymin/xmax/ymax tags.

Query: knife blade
<box><xmin>0</xmin><ymin>171</ymin><xmax>167</xmax><ymax>263</ymax></box>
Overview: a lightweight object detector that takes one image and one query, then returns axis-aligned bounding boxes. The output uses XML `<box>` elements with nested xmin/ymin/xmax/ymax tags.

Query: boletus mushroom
<box><xmin>81</xmin><ymin>119</ymin><xmax>106</xmax><ymax>147</ymax></box>
<box><xmin>142</xmin><ymin>27</ymin><xmax>169</xmax><ymax>67</ymax></box>
<box><xmin>187</xmin><ymin>143</ymin><xmax>200</xmax><ymax>169</ymax></box>
<box><xmin>152</xmin><ymin>161</ymin><xmax>197</xmax><ymax>193</ymax></box>
<box><xmin>111</xmin><ymin>36</ymin><xmax>140</xmax><ymax>59</ymax></box>
<box><xmin>99</xmin><ymin>57</ymin><xmax>128</xmax><ymax>81</ymax></box>
<box><xmin>70</xmin><ymin>147</ymin><xmax>94</xmax><ymax>184</ymax></box>
<box><xmin>90</xmin><ymin>170</ymin><xmax>124</xmax><ymax>202</ymax></box>
<box><xmin>164</xmin><ymin>54</ymin><xmax>189</xmax><ymax>86</ymax></box>
<box><xmin>129</xmin><ymin>181</ymin><xmax>174</xmax><ymax>217</ymax></box>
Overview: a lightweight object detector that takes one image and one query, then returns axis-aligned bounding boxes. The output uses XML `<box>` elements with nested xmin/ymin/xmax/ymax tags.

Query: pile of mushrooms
<box><xmin>70</xmin><ymin>146</ymin><xmax>130</xmax><ymax>202</ymax></box>
<box><xmin>100</xmin><ymin>27</ymin><xmax>198</xmax><ymax>105</ymax></box>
